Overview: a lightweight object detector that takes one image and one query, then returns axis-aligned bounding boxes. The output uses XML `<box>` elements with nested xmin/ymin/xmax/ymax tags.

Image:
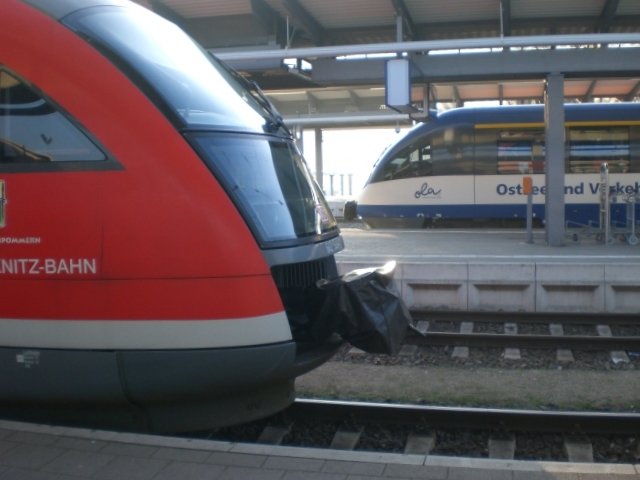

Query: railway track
<box><xmin>200</xmin><ymin>399</ymin><xmax>640</xmax><ymax>463</ymax></box>
<box><xmin>403</xmin><ymin>311</ymin><xmax>640</xmax><ymax>364</ymax></box>
<box><xmin>198</xmin><ymin>314</ymin><xmax>640</xmax><ymax>463</ymax></box>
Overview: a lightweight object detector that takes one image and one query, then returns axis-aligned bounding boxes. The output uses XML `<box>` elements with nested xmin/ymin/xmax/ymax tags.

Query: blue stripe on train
<box><xmin>357</xmin><ymin>203</ymin><xmax>638</xmax><ymax>227</ymax></box>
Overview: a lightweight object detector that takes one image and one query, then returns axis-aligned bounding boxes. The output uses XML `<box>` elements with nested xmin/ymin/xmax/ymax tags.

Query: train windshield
<box><xmin>63</xmin><ymin>4</ymin><xmax>281</xmax><ymax>133</ymax></box>
<box><xmin>187</xmin><ymin>132</ymin><xmax>337</xmax><ymax>245</ymax></box>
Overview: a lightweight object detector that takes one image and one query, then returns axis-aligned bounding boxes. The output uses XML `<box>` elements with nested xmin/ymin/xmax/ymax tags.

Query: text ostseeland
<box><xmin>497</xmin><ymin>181</ymin><xmax>640</xmax><ymax>196</ymax></box>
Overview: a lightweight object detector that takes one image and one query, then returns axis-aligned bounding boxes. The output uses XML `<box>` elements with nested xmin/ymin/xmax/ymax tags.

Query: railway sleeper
<box><xmin>258</xmin><ymin>424</ymin><xmax>291</xmax><ymax>445</ymax></box>
<box><xmin>564</xmin><ymin>436</ymin><xmax>594</xmax><ymax>463</ymax></box>
<box><xmin>597</xmin><ymin>324</ymin><xmax>631</xmax><ymax>364</ymax></box>
<box><xmin>489</xmin><ymin>435</ymin><xmax>516</xmax><ymax>459</ymax></box>
<box><xmin>404</xmin><ymin>432</ymin><xmax>436</xmax><ymax>455</ymax></box>
<box><xmin>330</xmin><ymin>427</ymin><xmax>363</xmax><ymax>450</ymax></box>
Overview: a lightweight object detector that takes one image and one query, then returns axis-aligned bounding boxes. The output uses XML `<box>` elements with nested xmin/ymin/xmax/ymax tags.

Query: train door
<box><xmin>0</xmin><ymin>69</ymin><xmax>107</xmax><ymax>318</ymax></box>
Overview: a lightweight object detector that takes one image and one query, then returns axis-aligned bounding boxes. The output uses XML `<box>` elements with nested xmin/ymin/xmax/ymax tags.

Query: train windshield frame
<box><xmin>63</xmin><ymin>3</ymin><xmax>338</xmax><ymax>247</ymax></box>
<box><xmin>62</xmin><ymin>4</ymin><xmax>279</xmax><ymax>133</ymax></box>
<box><xmin>187</xmin><ymin>132</ymin><xmax>337</xmax><ymax>247</ymax></box>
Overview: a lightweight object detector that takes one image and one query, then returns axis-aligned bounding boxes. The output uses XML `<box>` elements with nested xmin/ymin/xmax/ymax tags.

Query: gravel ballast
<box><xmin>296</xmin><ymin>361</ymin><xmax>640</xmax><ymax>412</ymax></box>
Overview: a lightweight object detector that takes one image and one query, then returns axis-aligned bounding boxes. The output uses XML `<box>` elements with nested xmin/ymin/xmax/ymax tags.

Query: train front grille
<box><xmin>270</xmin><ymin>256</ymin><xmax>338</xmax><ymax>343</ymax></box>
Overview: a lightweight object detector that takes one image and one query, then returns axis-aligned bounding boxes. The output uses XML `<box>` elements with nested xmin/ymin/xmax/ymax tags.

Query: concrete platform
<box><xmin>0</xmin><ymin>418</ymin><xmax>637</xmax><ymax>480</ymax></box>
<box><xmin>336</xmin><ymin>227</ymin><xmax>640</xmax><ymax>313</ymax></box>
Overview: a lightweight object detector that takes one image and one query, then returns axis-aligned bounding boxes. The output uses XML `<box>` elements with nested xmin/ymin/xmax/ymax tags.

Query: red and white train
<box><xmin>0</xmin><ymin>0</ymin><xmax>344</xmax><ymax>431</ymax></box>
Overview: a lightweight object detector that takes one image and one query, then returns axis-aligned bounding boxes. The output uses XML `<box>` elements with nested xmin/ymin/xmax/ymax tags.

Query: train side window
<box><xmin>473</xmin><ymin>128</ymin><xmax>499</xmax><ymax>174</ymax></box>
<box><xmin>431</xmin><ymin>125</ymin><xmax>473</xmax><ymax>175</ymax></box>
<box><xmin>0</xmin><ymin>70</ymin><xmax>106</xmax><ymax>164</ymax></box>
<box><xmin>381</xmin><ymin>151</ymin><xmax>410</xmax><ymax>181</ymax></box>
<box><xmin>568</xmin><ymin>127</ymin><xmax>629</xmax><ymax>174</ymax></box>
<box><xmin>497</xmin><ymin>130</ymin><xmax>545</xmax><ymax>174</ymax></box>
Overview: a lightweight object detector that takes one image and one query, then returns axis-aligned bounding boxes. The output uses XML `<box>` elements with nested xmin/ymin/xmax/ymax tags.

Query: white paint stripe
<box><xmin>0</xmin><ymin>312</ymin><xmax>292</xmax><ymax>350</ymax></box>
<box><xmin>340</xmin><ymin>254</ymin><xmax>640</xmax><ymax>260</ymax></box>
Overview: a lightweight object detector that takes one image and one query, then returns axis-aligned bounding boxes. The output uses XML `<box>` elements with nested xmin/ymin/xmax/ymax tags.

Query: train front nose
<box><xmin>269</xmin><ymin>252</ymin><xmax>344</xmax><ymax>366</ymax></box>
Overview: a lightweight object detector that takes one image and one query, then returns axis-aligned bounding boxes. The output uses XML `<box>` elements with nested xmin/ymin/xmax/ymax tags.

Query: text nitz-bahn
<box><xmin>0</xmin><ymin>0</ymin><xmax>345</xmax><ymax>432</ymax></box>
<box><xmin>357</xmin><ymin>103</ymin><xmax>640</xmax><ymax>228</ymax></box>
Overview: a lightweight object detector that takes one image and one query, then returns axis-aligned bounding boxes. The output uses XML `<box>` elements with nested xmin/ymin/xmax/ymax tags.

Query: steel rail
<box><xmin>288</xmin><ymin>398</ymin><xmax>640</xmax><ymax>435</ymax></box>
<box><xmin>405</xmin><ymin>331</ymin><xmax>640</xmax><ymax>350</ymax></box>
<box><xmin>411</xmin><ymin>311</ymin><xmax>640</xmax><ymax>325</ymax></box>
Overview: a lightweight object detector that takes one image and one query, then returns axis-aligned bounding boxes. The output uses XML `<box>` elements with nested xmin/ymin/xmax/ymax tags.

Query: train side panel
<box><xmin>358</xmin><ymin>104</ymin><xmax>640</xmax><ymax>227</ymax></box>
<box><xmin>1</xmin><ymin>0</ymin><xmax>282</xmax><ymax>324</ymax></box>
<box><xmin>0</xmin><ymin>0</ymin><xmax>344</xmax><ymax>431</ymax></box>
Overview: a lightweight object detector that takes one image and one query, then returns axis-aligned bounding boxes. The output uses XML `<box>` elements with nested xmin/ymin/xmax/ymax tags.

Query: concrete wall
<box><xmin>337</xmin><ymin>261</ymin><xmax>640</xmax><ymax>313</ymax></box>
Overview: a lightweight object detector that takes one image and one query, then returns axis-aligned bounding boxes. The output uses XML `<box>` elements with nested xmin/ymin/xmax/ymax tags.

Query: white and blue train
<box><xmin>357</xmin><ymin>103</ymin><xmax>640</xmax><ymax>228</ymax></box>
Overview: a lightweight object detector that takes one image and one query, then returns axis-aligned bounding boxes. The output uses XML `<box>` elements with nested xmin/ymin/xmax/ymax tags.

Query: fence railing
<box><xmin>319</xmin><ymin>173</ymin><xmax>353</xmax><ymax>196</ymax></box>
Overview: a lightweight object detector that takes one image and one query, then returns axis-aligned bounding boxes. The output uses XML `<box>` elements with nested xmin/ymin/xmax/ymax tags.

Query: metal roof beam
<box><xmin>305</xmin><ymin>91</ymin><xmax>319</xmax><ymax>113</ymax></box>
<box><xmin>269</xmin><ymin>94</ymin><xmax>385</xmax><ymax>115</ymax></box>
<box><xmin>216</xmin><ymin>33</ymin><xmax>640</xmax><ymax>62</ymax></box>
<box><xmin>500</xmin><ymin>0</ymin><xmax>512</xmax><ymax>37</ymax></box>
<box><xmin>266</xmin><ymin>96</ymin><xmax>283</xmax><ymax>112</ymax></box>
<box><xmin>391</xmin><ymin>0</ymin><xmax>416</xmax><ymax>40</ymax></box>
<box><xmin>626</xmin><ymin>81</ymin><xmax>640</xmax><ymax>101</ymax></box>
<box><xmin>452</xmin><ymin>85</ymin><xmax>462</xmax><ymax>107</ymax></box>
<box><xmin>412</xmin><ymin>48</ymin><xmax>640</xmax><ymax>82</ymax></box>
<box><xmin>311</xmin><ymin>48</ymin><xmax>640</xmax><ymax>85</ymax></box>
<box><xmin>429</xmin><ymin>84</ymin><xmax>438</xmax><ymax>105</ymax></box>
<box><xmin>582</xmin><ymin>80</ymin><xmax>597</xmax><ymax>102</ymax></box>
<box><xmin>282</xmin><ymin>112</ymin><xmax>411</xmax><ymax>127</ymax></box>
<box><xmin>250</xmin><ymin>0</ymin><xmax>287</xmax><ymax>45</ymax></box>
<box><xmin>598</xmin><ymin>0</ymin><xmax>620</xmax><ymax>33</ymax></box>
<box><xmin>347</xmin><ymin>90</ymin><xmax>363</xmax><ymax>111</ymax></box>
<box><xmin>283</xmin><ymin>0</ymin><xmax>327</xmax><ymax>46</ymax></box>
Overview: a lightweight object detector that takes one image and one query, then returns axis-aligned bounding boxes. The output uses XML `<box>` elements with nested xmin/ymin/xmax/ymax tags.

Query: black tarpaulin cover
<box><xmin>306</xmin><ymin>261</ymin><xmax>412</xmax><ymax>355</ymax></box>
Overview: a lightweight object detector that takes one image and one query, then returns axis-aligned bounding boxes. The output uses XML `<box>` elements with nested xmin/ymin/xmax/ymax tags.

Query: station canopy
<box><xmin>134</xmin><ymin>0</ymin><xmax>640</xmax><ymax>126</ymax></box>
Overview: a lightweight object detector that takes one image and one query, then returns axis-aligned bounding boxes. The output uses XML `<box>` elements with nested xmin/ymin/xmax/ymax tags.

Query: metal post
<box><xmin>314</xmin><ymin>128</ymin><xmax>323</xmax><ymax>191</ymax></box>
<box><xmin>526</xmin><ymin>192</ymin><xmax>533</xmax><ymax>243</ymax></box>
<box><xmin>544</xmin><ymin>73</ymin><xmax>565</xmax><ymax>246</ymax></box>
<box><xmin>600</xmin><ymin>162</ymin><xmax>610</xmax><ymax>245</ymax></box>
<box><xmin>523</xmin><ymin>176</ymin><xmax>533</xmax><ymax>244</ymax></box>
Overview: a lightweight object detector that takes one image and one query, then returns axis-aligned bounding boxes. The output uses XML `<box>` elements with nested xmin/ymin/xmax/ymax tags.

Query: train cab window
<box><xmin>568</xmin><ymin>127</ymin><xmax>629</xmax><ymax>174</ymax></box>
<box><xmin>497</xmin><ymin>130</ymin><xmax>545</xmax><ymax>174</ymax></box>
<box><xmin>371</xmin><ymin>124</ymin><xmax>473</xmax><ymax>182</ymax></box>
<box><xmin>372</xmin><ymin>142</ymin><xmax>433</xmax><ymax>182</ymax></box>
<box><xmin>0</xmin><ymin>71</ymin><xmax>106</xmax><ymax>164</ymax></box>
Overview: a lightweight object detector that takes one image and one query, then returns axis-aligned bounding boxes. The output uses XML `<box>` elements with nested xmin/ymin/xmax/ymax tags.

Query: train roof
<box><xmin>397</xmin><ymin>102</ymin><xmax>640</xmax><ymax>144</ymax></box>
<box><xmin>22</xmin><ymin>0</ymin><xmax>131</xmax><ymax>19</ymax></box>
<box><xmin>374</xmin><ymin>101</ymin><xmax>640</xmax><ymax>166</ymax></box>
<box><xmin>438</xmin><ymin>101</ymin><xmax>640</xmax><ymax>126</ymax></box>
